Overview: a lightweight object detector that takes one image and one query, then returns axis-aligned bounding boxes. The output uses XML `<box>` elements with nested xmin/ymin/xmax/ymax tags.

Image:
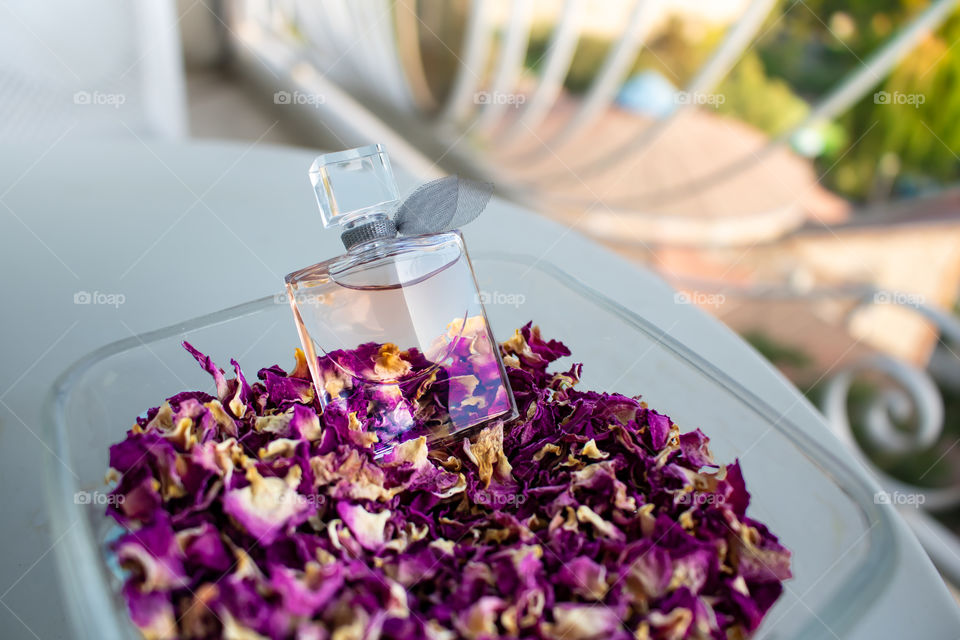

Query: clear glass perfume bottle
<box><xmin>284</xmin><ymin>144</ymin><xmax>516</xmax><ymax>453</ymax></box>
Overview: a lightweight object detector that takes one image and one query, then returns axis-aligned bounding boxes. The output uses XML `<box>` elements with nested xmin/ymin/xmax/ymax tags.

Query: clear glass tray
<box><xmin>44</xmin><ymin>253</ymin><xmax>895</xmax><ymax>640</ymax></box>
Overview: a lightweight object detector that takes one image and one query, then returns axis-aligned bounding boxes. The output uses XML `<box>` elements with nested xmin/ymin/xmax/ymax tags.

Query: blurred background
<box><xmin>4</xmin><ymin>0</ymin><xmax>960</xmax><ymax>587</ymax></box>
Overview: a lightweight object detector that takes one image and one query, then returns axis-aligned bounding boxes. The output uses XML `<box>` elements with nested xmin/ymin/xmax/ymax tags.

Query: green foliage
<box><xmin>742</xmin><ymin>331</ymin><xmax>811</xmax><ymax>368</ymax></box>
<box><xmin>522</xmin><ymin>2</ymin><xmax>960</xmax><ymax>200</ymax></box>
<box><xmin>753</xmin><ymin>0</ymin><xmax>960</xmax><ymax>199</ymax></box>
<box><xmin>524</xmin><ymin>17</ymin><xmax>811</xmax><ymax>138</ymax></box>
<box><xmin>827</xmin><ymin>11</ymin><xmax>960</xmax><ymax>199</ymax></box>
<box><xmin>565</xmin><ymin>35</ymin><xmax>613</xmax><ymax>94</ymax></box>
<box><xmin>524</xmin><ymin>17</ymin><xmax>723</xmax><ymax>94</ymax></box>
<box><xmin>755</xmin><ymin>0</ymin><xmax>920</xmax><ymax>96</ymax></box>
<box><xmin>524</xmin><ymin>25</ymin><xmax>611</xmax><ymax>93</ymax></box>
<box><xmin>715</xmin><ymin>53</ymin><xmax>810</xmax><ymax>137</ymax></box>
<box><xmin>631</xmin><ymin>17</ymin><xmax>725</xmax><ymax>86</ymax></box>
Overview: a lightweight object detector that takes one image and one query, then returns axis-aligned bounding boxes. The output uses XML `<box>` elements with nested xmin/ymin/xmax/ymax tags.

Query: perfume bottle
<box><xmin>284</xmin><ymin>144</ymin><xmax>516</xmax><ymax>453</ymax></box>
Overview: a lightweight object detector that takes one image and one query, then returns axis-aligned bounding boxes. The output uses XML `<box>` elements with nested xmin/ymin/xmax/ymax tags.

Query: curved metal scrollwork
<box><xmin>665</xmin><ymin>280</ymin><xmax>960</xmax><ymax>585</ymax></box>
<box><xmin>820</xmin><ymin>353</ymin><xmax>960</xmax><ymax>509</ymax></box>
<box><xmin>819</xmin><ymin>289</ymin><xmax>960</xmax><ymax>586</ymax></box>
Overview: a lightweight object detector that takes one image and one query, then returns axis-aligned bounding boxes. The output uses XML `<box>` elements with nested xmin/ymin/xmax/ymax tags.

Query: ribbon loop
<box><xmin>393</xmin><ymin>175</ymin><xmax>493</xmax><ymax>236</ymax></box>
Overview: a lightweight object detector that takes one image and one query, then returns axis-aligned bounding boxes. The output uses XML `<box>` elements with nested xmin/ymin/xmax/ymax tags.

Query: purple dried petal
<box><xmin>222</xmin><ymin>469</ymin><xmax>313</xmax><ymax>545</ymax></box>
<box><xmin>182</xmin><ymin>341</ymin><xmax>230</xmax><ymax>400</ymax></box>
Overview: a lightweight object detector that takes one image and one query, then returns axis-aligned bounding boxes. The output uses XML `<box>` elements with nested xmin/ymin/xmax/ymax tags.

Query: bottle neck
<box><xmin>340</xmin><ymin>212</ymin><xmax>398</xmax><ymax>251</ymax></box>
<box><xmin>341</xmin><ymin>212</ymin><xmax>389</xmax><ymax>229</ymax></box>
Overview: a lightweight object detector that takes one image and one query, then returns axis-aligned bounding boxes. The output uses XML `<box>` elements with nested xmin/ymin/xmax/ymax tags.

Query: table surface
<box><xmin>1</xmin><ymin>138</ymin><xmax>958</xmax><ymax>639</ymax></box>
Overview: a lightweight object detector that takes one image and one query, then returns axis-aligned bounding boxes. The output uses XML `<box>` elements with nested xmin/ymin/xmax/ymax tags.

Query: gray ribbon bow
<box><xmin>340</xmin><ymin>175</ymin><xmax>493</xmax><ymax>249</ymax></box>
<box><xmin>393</xmin><ymin>175</ymin><xmax>493</xmax><ymax>235</ymax></box>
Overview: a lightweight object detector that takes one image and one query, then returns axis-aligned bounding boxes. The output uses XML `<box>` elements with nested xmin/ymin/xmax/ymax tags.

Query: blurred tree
<box><xmin>631</xmin><ymin>16</ymin><xmax>724</xmax><ymax>86</ymax></box>
<box><xmin>522</xmin><ymin>2</ymin><xmax>960</xmax><ymax>200</ymax></box>
<box><xmin>832</xmin><ymin>10</ymin><xmax>960</xmax><ymax>200</ymax></box>
<box><xmin>755</xmin><ymin>0</ymin><xmax>960</xmax><ymax>200</ymax></box>
<box><xmin>715</xmin><ymin>52</ymin><xmax>810</xmax><ymax>137</ymax></box>
<box><xmin>525</xmin><ymin>16</ymin><xmax>722</xmax><ymax>94</ymax></box>
<box><xmin>756</xmin><ymin>0</ymin><xmax>924</xmax><ymax>96</ymax></box>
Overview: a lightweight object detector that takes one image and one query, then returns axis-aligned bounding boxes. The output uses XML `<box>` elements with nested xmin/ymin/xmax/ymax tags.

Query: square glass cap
<box><xmin>308</xmin><ymin>144</ymin><xmax>401</xmax><ymax>228</ymax></box>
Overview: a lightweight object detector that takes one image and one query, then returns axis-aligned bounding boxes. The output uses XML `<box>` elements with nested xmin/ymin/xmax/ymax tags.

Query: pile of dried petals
<box><xmin>106</xmin><ymin>323</ymin><xmax>791</xmax><ymax>640</ymax></box>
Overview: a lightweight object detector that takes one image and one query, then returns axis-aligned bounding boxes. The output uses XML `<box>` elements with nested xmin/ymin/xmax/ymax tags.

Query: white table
<box><xmin>1</xmin><ymin>139</ymin><xmax>957</xmax><ymax>639</ymax></box>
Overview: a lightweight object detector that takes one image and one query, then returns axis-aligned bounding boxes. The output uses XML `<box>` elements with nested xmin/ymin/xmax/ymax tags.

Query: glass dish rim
<box><xmin>43</xmin><ymin>251</ymin><xmax>897</xmax><ymax>640</ymax></box>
